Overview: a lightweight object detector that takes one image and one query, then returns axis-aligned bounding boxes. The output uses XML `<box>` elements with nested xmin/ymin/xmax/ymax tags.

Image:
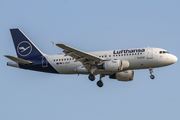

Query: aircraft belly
<box><xmin>128</xmin><ymin>60</ymin><xmax>141</xmax><ymax>69</ymax></box>
<box><xmin>55</xmin><ymin>63</ymin><xmax>81</xmax><ymax>74</ymax></box>
<box><xmin>128</xmin><ymin>59</ymin><xmax>153</xmax><ymax>69</ymax></box>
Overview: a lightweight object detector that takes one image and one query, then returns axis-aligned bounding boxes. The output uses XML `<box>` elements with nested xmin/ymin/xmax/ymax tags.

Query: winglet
<box><xmin>51</xmin><ymin>41</ymin><xmax>57</xmax><ymax>46</ymax></box>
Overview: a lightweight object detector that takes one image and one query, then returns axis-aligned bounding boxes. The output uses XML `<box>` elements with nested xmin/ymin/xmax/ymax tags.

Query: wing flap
<box><xmin>4</xmin><ymin>55</ymin><xmax>32</xmax><ymax>64</ymax></box>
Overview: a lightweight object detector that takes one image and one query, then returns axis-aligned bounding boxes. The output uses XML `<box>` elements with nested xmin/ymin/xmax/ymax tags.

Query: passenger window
<box><xmin>67</xmin><ymin>58</ymin><xmax>69</xmax><ymax>60</ymax></box>
<box><xmin>119</xmin><ymin>55</ymin><xmax>120</xmax><ymax>56</ymax></box>
<box><xmin>105</xmin><ymin>56</ymin><xmax>107</xmax><ymax>57</ymax></box>
<box><xmin>140</xmin><ymin>53</ymin><xmax>142</xmax><ymax>55</ymax></box>
<box><xmin>54</xmin><ymin>59</ymin><xmax>55</xmax><ymax>61</ymax></box>
<box><xmin>113</xmin><ymin>55</ymin><xmax>115</xmax><ymax>57</ymax></box>
<box><xmin>59</xmin><ymin>59</ymin><xmax>61</xmax><ymax>61</ymax></box>
<box><xmin>124</xmin><ymin>54</ymin><xmax>126</xmax><ymax>56</ymax></box>
<box><xmin>109</xmin><ymin>55</ymin><xmax>111</xmax><ymax>57</ymax></box>
<box><xmin>159</xmin><ymin>51</ymin><xmax>162</xmax><ymax>54</ymax></box>
<box><xmin>129</xmin><ymin>54</ymin><xmax>131</xmax><ymax>56</ymax></box>
<box><xmin>121</xmin><ymin>54</ymin><xmax>123</xmax><ymax>56</ymax></box>
<box><xmin>56</xmin><ymin>59</ymin><xmax>58</xmax><ymax>61</ymax></box>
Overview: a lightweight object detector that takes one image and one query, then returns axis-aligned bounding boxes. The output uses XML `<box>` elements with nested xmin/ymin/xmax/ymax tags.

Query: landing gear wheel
<box><xmin>150</xmin><ymin>75</ymin><xmax>155</xmax><ymax>79</ymax></box>
<box><xmin>149</xmin><ymin>68</ymin><xmax>155</xmax><ymax>79</ymax></box>
<box><xmin>88</xmin><ymin>74</ymin><xmax>95</xmax><ymax>81</ymax></box>
<box><xmin>97</xmin><ymin>80</ymin><xmax>104</xmax><ymax>87</ymax></box>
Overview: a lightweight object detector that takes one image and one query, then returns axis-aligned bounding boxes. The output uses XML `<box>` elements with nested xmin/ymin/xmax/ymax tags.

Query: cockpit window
<box><xmin>159</xmin><ymin>51</ymin><xmax>169</xmax><ymax>54</ymax></box>
<box><xmin>163</xmin><ymin>51</ymin><xmax>169</xmax><ymax>54</ymax></box>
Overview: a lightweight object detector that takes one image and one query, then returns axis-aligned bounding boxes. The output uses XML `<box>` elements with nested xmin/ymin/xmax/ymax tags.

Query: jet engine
<box><xmin>109</xmin><ymin>70</ymin><xmax>134</xmax><ymax>81</ymax></box>
<box><xmin>97</xmin><ymin>60</ymin><xmax>129</xmax><ymax>72</ymax></box>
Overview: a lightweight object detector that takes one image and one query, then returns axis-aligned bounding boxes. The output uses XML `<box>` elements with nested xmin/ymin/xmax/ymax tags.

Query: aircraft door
<box><xmin>42</xmin><ymin>56</ymin><xmax>48</xmax><ymax>67</ymax></box>
<box><xmin>147</xmin><ymin>48</ymin><xmax>153</xmax><ymax>59</ymax></box>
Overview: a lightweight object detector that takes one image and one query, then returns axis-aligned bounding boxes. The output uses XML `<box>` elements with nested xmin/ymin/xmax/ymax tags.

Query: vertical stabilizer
<box><xmin>10</xmin><ymin>29</ymin><xmax>44</xmax><ymax>59</ymax></box>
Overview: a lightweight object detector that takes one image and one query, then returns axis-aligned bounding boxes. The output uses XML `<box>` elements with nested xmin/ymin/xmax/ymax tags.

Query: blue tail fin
<box><xmin>10</xmin><ymin>29</ymin><xmax>43</xmax><ymax>59</ymax></box>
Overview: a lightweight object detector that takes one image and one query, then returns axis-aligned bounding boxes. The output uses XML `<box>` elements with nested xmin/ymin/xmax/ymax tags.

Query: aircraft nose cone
<box><xmin>172</xmin><ymin>55</ymin><xmax>178</xmax><ymax>63</ymax></box>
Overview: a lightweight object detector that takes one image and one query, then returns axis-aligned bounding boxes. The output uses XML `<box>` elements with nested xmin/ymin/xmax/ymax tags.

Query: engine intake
<box><xmin>97</xmin><ymin>60</ymin><xmax>129</xmax><ymax>72</ymax></box>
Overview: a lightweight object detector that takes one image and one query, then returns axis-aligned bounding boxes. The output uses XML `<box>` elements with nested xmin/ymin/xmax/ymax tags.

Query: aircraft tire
<box><xmin>150</xmin><ymin>75</ymin><xmax>155</xmax><ymax>79</ymax></box>
<box><xmin>88</xmin><ymin>74</ymin><xmax>95</xmax><ymax>81</ymax></box>
<box><xmin>97</xmin><ymin>80</ymin><xmax>103</xmax><ymax>87</ymax></box>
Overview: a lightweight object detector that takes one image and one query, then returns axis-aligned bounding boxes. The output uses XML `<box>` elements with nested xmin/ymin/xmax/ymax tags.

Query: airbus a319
<box><xmin>5</xmin><ymin>29</ymin><xmax>178</xmax><ymax>87</ymax></box>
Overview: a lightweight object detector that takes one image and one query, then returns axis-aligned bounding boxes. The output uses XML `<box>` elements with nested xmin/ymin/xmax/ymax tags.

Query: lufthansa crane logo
<box><xmin>17</xmin><ymin>41</ymin><xmax>32</xmax><ymax>56</ymax></box>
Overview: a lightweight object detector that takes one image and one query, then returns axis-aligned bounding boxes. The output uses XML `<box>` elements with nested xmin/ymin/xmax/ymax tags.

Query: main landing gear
<box><xmin>149</xmin><ymin>68</ymin><xmax>155</xmax><ymax>79</ymax></box>
<box><xmin>97</xmin><ymin>74</ymin><xmax>105</xmax><ymax>87</ymax></box>
<box><xmin>88</xmin><ymin>74</ymin><xmax>95</xmax><ymax>81</ymax></box>
<box><xmin>88</xmin><ymin>74</ymin><xmax>105</xmax><ymax>87</ymax></box>
<box><xmin>88</xmin><ymin>66</ymin><xmax>96</xmax><ymax>81</ymax></box>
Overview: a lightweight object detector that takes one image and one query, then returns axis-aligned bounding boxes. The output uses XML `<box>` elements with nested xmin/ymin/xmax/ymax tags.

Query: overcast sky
<box><xmin>1</xmin><ymin>0</ymin><xmax>180</xmax><ymax>120</ymax></box>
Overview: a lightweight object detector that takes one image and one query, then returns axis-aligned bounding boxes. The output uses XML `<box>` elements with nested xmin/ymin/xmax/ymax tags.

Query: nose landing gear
<box><xmin>150</xmin><ymin>75</ymin><xmax>155</xmax><ymax>79</ymax></box>
<box><xmin>149</xmin><ymin>68</ymin><xmax>155</xmax><ymax>79</ymax></box>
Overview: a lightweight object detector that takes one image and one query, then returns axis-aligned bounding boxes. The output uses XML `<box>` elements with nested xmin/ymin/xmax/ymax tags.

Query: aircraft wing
<box><xmin>4</xmin><ymin>55</ymin><xmax>32</xmax><ymax>64</ymax></box>
<box><xmin>53</xmin><ymin>42</ymin><xmax>104</xmax><ymax>65</ymax></box>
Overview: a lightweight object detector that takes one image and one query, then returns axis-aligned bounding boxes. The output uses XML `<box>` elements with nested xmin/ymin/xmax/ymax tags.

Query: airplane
<box><xmin>5</xmin><ymin>28</ymin><xmax>178</xmax><ymax>87</ymax></box>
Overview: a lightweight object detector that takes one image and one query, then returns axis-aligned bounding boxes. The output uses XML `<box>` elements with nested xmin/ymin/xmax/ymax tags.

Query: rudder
<box><xmin>10</xmin><ymin>29</ymin><xmax>43</xmax><ymax>59</ymax></box>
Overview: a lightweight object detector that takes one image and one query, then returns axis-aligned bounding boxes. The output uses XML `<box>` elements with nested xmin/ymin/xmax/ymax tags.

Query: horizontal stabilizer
<box><xmin>4</xmin><ymin>55</ymin><xmax>32</xmax><ymax>64</ymax></box>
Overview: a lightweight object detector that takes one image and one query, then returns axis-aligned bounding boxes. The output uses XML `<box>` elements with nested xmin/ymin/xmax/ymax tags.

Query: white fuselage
<box><xmin>44</xmin><ymin>47</ymin><xmax>177</xmax><ymax>75</ymax></box>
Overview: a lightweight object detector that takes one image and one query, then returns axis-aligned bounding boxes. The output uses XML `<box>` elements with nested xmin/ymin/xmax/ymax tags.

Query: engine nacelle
<box><xmin>103</xmin><ymin>60</ymin><xmax>122</xmax><ymax>71</ymax></box>
<box><xmin>102</xmin><ymin>60</ymin><xmax>129</xmax><ymax>71</ymax></box>
<box><xmin>109</xmin><ymin>70</ymin><xmax>134</xmax><ymax>81</ymax></box>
